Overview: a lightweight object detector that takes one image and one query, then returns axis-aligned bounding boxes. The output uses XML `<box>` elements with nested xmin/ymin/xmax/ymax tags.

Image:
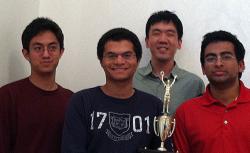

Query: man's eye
<box><xmin>166</xmin><ymin>32</ymin><xmax>175</xmax><ymax>37</ymax></box>
<box><xmin>152</xmin><ymin>31</ymin><xmax>161</xmax><ymax>36</ymax></box>
<box><xmin>206</xmin><ymin>56</ymin><xmax>216</xmax><ymax>62</ymax></box>
<box><xmin>222</xmin><ymin>54</ymin><xmax>233</xmax><ymax>59</ymax></box>
<box><xmin>107</xmin><ymin>54</ymin><xmax>116</xmax><ymax>58</ymax></box>
<box><xmin>123</xmin><ymin>53</ymin><xmax>132</xmax><ymax>58</ymax></box>
<box><xmin>48</xmin><ymin>45</ymin><xmax>57</xmax><ymax>51</ymax></box>
<box><xmin>34</xmin><ymin>46</ymin><xmax>42</xmax><ymax>51</ymax></box>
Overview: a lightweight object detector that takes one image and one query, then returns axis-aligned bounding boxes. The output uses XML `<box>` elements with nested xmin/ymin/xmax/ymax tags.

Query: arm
<box><xmin>0</xmin><ymin>87</ymin><xmax>14</xmax><ymax>153</ymax></box>
<box><xmin>61</xmin><ymin>93</ymin><xmax>88</xmax><ymax>153</ymax></box>
<box><xmin>173</xmin><ymin>108</ymin><xmax>190</xmax><ymax>153</ymax></box>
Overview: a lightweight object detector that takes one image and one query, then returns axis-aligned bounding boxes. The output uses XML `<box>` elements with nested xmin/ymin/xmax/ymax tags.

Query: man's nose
<box><xmin>114</xmin><ymin>55</ymin><xmax>126</xmax><ymax>63</ymax></box>
<box><xmin>215</xmin><ymin>57</ymin><xmax>223</xmax><ymax>66</ymax></box>
<box><xmin>158</xmin><ymin>33</ymin><xmax>168</xmax><ymax>42</ymax></box>
<box><xmin>41</xmin><ymin>47</ymin><xmax>50</xmax><ymax>57</ymax></box>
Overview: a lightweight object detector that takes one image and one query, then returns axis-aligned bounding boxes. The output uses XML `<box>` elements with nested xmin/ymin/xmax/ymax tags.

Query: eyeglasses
<box><xmin>204</xmin><ymin>53</ymin><xmax>236</xmax><ymax>64</ymax></box>
<box><xmin>30</xmin><ymin>44</ymin><xmax>60</xmax><ymax>54</ymax></box>
<box><xmin>103</xmin><ymin>52</ymin><xmax>136</xmax><ymax>61</ymax></box>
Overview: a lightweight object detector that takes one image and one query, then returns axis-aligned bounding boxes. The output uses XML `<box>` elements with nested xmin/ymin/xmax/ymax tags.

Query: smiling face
<box><xmin>202</xmin><ymin>41</ymin><xmax>244</xmax><ymax>85</ymax></box>
<box><xmin>101</xmin><ymin>40</ymin><xmax>138</xmax><ymax>83</ymax></box>
<box><xmin>22</xmin><ymin>31</ymin><xmax>64</xmax><ymax>76</ymax></box>
<box><xmin>146</xmin><ymin>21</ymin><xmax>182</xmax><ymax>62</ymax></box>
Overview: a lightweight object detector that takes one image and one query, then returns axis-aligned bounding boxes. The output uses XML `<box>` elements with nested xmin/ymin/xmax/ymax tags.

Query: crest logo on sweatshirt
<box><xmin>109</xmin><ymin>112</ymin><xmax>130</xmax><ymax>135</ymax></box>
<box><xmin>106</xmin><ymin>112</ymin><xmax>133</xmax><ymax>141</ymax></box>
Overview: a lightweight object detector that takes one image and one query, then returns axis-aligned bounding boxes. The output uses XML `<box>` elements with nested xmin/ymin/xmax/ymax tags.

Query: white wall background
<box><xmin>0</xmin><ymin>0</ymin><xmax>250</xmax><ymax>92</ymax></box>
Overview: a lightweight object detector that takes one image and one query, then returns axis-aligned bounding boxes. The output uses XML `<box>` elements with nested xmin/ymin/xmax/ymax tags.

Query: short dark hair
<box><xmin>97</xmin><ymin>28</ymin><xmax>142</xmax><ymax>62</ymax></box>
<box><xmin>200</xmin><ymin>30</ymin><xmax>245</xmax><ymax>78</ymax></box>
<box><xmin>22</xmin><ymin>17</ymin><xmax>64</xmax><ymax>51</ymax></box>
<box><xmin>146</xmin><ymin>10</ymin><xmax>183</xmax><ymax>39</ymax></box>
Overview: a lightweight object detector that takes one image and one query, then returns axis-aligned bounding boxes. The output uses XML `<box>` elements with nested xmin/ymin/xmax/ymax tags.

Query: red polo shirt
<box><xmin>173</xmin><ymin>81</ymin><xmax>250</xmax><ymax>153</ymax></box>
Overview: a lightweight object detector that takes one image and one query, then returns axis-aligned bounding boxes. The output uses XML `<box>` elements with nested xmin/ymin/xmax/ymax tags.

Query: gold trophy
<box><xmin>138</xmin><ymin>71</ymin><xmax>177</xmax><ymax>153</ymax></box>
<box><xmin>153</xmin><ymin>71</ymin><xmax>177</xmax><ymax>151</ymax></box>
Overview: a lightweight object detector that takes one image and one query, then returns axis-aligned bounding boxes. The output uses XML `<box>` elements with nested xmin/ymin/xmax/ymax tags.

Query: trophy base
<box><xmin>138</xmin><ymin>148</ymin><xmax>173</xmax><ymax>153</ymax></box>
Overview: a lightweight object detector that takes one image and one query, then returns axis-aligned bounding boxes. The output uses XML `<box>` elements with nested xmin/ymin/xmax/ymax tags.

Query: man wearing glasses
<box><xmin>0</xmin><ymin>17</ymin><xmax>73</xmax><ymax>153</ymax></box>
<box><xmin>173</xmin><ymin>30</ymin><xmax>250</xmax><ymax>153</ymax></box>
<box><xmin>62</xmin><ymin>28</ymin><xmax>162</xmax><ymax>153</ymax></box>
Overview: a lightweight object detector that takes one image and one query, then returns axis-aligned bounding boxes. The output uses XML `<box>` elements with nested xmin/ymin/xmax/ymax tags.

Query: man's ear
<box><xmin>22</xmin><ymin>49</ymin><xmax>30</xmax><ymax>61</ymax></box>
<box><xmin>59</xmin><ymin>48</ymin><xmax>64</xmax><ymax>58</ymax></box>
<box><xmin>177</xmin><ymin>39</ymin><xmax>182</xmax><ymax>49</ymax></box>
<box><xmin>100</xmin><ymin>59</ymin><xmax>104</xmax><ymax>68</ymax></box>
<box><xmin>239</xmin><ymin>60</ymin><xmax>245</xmax><ymax>73</ymax></box>
<box><xmin>145</xmin><ymin>37</ymin><xmax>149</xmax><ymax>49</ymax></box>
<box><xmin>201</xmin><ymin>65</ymin><xmax>206</xmax><ymax>75</ymax></box>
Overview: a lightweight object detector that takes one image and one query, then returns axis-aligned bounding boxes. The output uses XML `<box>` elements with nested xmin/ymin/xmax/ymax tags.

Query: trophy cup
<box><xmin>138</xmin><ymin>71</ymin><xmax>177</xmax><ymax>153</ymax></box>
<box><xmin>153</xmin><ymin>71</ymin><xmax>177</xmax><ymax>152</ymax></box>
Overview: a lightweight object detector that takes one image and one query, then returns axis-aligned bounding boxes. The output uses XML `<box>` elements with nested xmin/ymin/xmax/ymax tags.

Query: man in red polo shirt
<box><xmin>173</xmin><ymin>30</ymin><xmax>250</xmax><ymax>153</ymax></box>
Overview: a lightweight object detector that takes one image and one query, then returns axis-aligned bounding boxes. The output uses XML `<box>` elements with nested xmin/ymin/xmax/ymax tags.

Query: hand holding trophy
<box><xmin>153</xmin><ymin>71</ymin><xmax>177</xmax><ymax>152</ymax></box>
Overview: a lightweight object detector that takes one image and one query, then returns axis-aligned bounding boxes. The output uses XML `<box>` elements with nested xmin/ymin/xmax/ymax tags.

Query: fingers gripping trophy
<box><xmin>153</xmin><ymin>71</ymin><xmax>177</xmax><ymax>152</ymax></box>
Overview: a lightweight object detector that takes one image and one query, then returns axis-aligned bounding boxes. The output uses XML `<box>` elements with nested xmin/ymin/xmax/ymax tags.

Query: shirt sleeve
<box><xmin>173</xmin><ymin>107</ymin><xmax>190</xmax><ymax>153</ymax></box>
<box><xmin>198</xmin><ymin>79</ymin><xmax>205</xmax><ymax>95</ymax></box>
<box><xmin>0</xmin><ymin>86</ymin><xmax>14</xmax><ymax>153</ymax></box>
<box><xmin>61</xmin><ymin>93</ymin><xmax>88</xmax><ymax>153</ymax></box>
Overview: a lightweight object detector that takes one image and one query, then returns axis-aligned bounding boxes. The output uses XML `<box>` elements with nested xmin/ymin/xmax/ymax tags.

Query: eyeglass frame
<box><xmin>103</xmin><ymin>51</ymin><xmax>136</xmax><ymax>61</ymax></box>
<box><xmin>29</xmin><ymin>42</ymin><xmax>61</xmax><ymax>54</ymax></box>
<box><xmin>204</xmin><ymin>52</ymin><xmax>236</xmax><ymax>64</ymax></box>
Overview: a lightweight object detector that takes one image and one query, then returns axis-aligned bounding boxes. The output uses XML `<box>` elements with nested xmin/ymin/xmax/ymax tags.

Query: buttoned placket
<box><xmin>221</xmin><ymin>102</ymin><xmax>239</xmax><ymax>152</ymax></box>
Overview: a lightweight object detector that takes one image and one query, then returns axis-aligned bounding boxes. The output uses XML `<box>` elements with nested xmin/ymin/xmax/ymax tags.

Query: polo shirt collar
<box><xmin>236</xmin><ymin>81</ymin><xmax>250</xmax><ymax>102</ymax></box>
<box><xmin>141</xmin><ymin>61</ymin><xmax>181</xmax><ymax>80</ymax></box>
<box><xmin>140</xmin><ymin>62</ymin><xmax>153</xmax><ymax>76</ymax></box>
<box><xmin>202</xmin><ymin>80</ymin><xmax>250</xmax><ymax>106</ymax></box>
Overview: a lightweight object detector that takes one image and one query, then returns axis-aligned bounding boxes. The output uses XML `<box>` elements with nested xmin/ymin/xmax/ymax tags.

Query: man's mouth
<box><xmin>213</xmin><ymin>71</ymin><xmax>226</xmax><ymax>76</ymax></box>
<box><xmin>111</xmin><ymin>67</ymin><xmax>128</xmax><ymax>71</ymax></box>
<box><xmin>157</xmin><ymin>46</ymin><xmax>168</xmax><ymax>51</ymax></box>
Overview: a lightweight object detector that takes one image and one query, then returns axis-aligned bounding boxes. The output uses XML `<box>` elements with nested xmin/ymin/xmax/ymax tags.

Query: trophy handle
<box><xmin>153</xmin><ymin>116</ymin><xmax>159</xmax><ymax>136</ymax></box>
<box><xmin>168</xmin><ymin>118</ymin><xmax>176</xmax><ymax>137</ymax></box>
